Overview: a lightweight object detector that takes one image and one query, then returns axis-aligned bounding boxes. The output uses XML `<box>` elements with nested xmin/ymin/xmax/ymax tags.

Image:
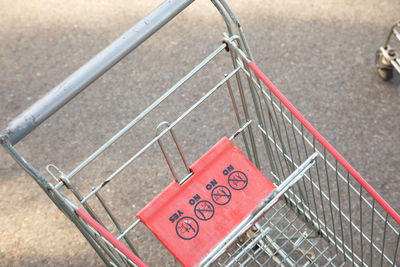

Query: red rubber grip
<box><xmin>248</xmin><ymin>61</ymin><xmax>400</xmax><ymax>225</ymax></box>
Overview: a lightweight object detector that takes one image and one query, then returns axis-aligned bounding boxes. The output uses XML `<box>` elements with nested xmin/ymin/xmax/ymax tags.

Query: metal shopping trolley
<box><xmin>1</xmin><ymin>0</ymin><xmax>400</xmax><ymax>266</ymax></box>
<box><xmin>376</xmin><ymin>20</ymin><xmax>400</xmax><ymax>80</ymax></box>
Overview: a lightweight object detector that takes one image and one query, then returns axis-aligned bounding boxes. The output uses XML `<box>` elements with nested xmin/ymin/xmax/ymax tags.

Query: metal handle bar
<box><xmin>0</xmin><ymin>0</ymin><xmax>194</xmax><ymax>146</ymax></box>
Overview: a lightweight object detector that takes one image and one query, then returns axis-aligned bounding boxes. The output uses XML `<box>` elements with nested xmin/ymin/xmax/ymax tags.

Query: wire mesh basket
<box><xmin>1</xmin><ymin>0</ymin><xmax>399</xmax><ymax>266</ymax></box>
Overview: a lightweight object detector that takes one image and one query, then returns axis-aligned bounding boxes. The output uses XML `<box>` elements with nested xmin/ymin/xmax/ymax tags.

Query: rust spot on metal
<box><xmin>222</xmin><ymin>40</ymin><xmax>230</xmax><ymax>52</ymax></box>
<box><xmin>0</xmin><ymin>129</ymin><xmax>10</xmax><ymax>144</ymax></box>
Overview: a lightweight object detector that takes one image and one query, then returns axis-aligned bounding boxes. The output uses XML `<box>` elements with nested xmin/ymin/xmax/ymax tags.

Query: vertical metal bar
<box><xmin>301</xmin><ymin>125</ymin><xmax>322</xmax><ymax>232</ymax></box>
<box><xmin>277</xmin><ymin>103</ymin><xmax>310</xmax><ymax>226</ymax></box>
<box><xmin>380</xmin><ymin>213</ymin><xmax>389</xmax><ymax>266</ymax></box>
<box><xmin>216</xmin><ymin>0</ymin><xmax>255</xmax><ymax>61</ymax></box>
<box><xmin>370</xmin><ymin>199</ymin><xmax>376</xmax><ymax>266</ymax></box>
<box><xmin>359</xmin><ymin>184</ymin><xmax>364</xmax><ymax>265</ymax></box>
<box><xmin>212</xmin><ymin>0</ymin><xmax>260</xmax><ymax>167</ymax></box>
<box><xmin>291</xmin><ymin>114</ymin><xmax>313</xmax><ymax>224</ymax></box>
<box><xmin>313</xmin><ymin>138</ymin><xmax>329</xmax><ymax>239</ymax></box>
<box><xmin>215</xmin><ymin>10</ymin><xmax>264</xmax><ymax>171</ymax></box>
<box><xmin>231</xmin><ymin>60</ymin><xmax>260</xmax><ymax>168</ymax></box>
<box><xmin>221</xmin><ymin>4</ymin><xmax>294</xmax><ymax>174</ymax></box>
<box><xmin>257</xmin><ymin>76</ymin><xmax>287</xmax><ymax>176</ymax></box>
<box><xmin>290</xmin><ymin>113</ymin><xmax>302</xmax><ymax>166</ymax></box>
<box><xmin>323</xmin><ymin>148</ymin><xmax>338</xmax><ymax>254</ymax></box>
<box><xmin>267</xmin><ymin>90</ymin><xmax>293</xmax><ymax>175</ymax></box>
<box><xmin>231</xmin><ymin>57</ymin><xmax>262</xmax><ymax>170</ymax></box>
<box><xmin>234</xmin><ymin>70</ymin><xmax>258</xmax><ymax>165</ymax></box>
<box><xmin>249</xmin><ymin>76</ymin><xmax>280</xmax><ymax>176</ymax></box>
<box><xmin>261</xmin><ymin>108</ymin><xmax>280</xmax><ymax>177</ymax></box>
<box><xmin>156</xmin><ymin>123</ymin><xmax>191</xmax><ymax>182</ymax></box>
<box><xmin>225</xmin><ymin>75</ymin><xmax>252</xmax><ymax>162</ymax></box>
<box><xmin>346</xmin><ymin>172</ymin><xmax>355</xmax><ymax>265</ymax></box>
<box><xmin>257</xmin><ymin>119</ymin><xmax>280</xmax><ymax>182</ymax></box>
<box><xmin>252</xmin><ymin>84</ymin><xmax>272</xmax><ymax>169</ymax></box>
<box><xmin>210</xmin><ymin>0</ymin><xmax>234</xmax><ymax>36</ymax></box>
<box><xmin>279</xmin><ymin>102</ymin><xmax>294</xmax><ymax>167</ymax></box>
<box><xmin>392</xmin><ymin>233</ymin><xmax>400</xmax><ymax>267</ymax></box>
<box><xmin>267</xmin><ymin>115</ymin><xmax>286</xmax><ymax>180</ymax></box>
<box><xmin>335</xmin><ymin>160</ymin><xmax>346</xmax><ymax>262</ymax></box>
<box><xmin>170</xmin><ymin>129</ymin><xmax>190</xmax><ymax>173</ymax></box>
<box><xmin>157</xmin><ymin>136</ymin><xmax>179</xmax><ymax>182</ymax></box>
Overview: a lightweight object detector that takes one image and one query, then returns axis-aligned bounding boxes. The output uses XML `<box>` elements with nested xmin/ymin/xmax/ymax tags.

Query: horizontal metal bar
<box><xmin>81</xmin><ymin>66</ymin><xmax>241</xmax><ymax>204</ymax></box>
<box><xmin>118</xmin><ymin>219</ymin><xmax>141</xmax><ymax>241</ymax></box>
<box><xmin>228</xmin><ymin>120</ymin><xmax>252</xmax><ymax>140</ymax></box>
<box><xmin>54</xmin><ymin>43</ymin><xmax>227</xmax><ymax>189</ymax></box>
<box><xmin>0</xmin><ymin>0</ymin><xmax>194</xmax><ymax>146</ymax></box>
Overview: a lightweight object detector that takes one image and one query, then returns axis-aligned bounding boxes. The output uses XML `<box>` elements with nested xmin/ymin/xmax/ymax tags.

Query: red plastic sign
<box><xmin>137</xmin><ymin>137</ymin><xmax>276</xmax><ymax>266</ymax></box>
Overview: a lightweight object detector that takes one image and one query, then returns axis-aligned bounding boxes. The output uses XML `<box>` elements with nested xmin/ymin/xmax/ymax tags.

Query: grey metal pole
<box><xmin>0</xmin><ymin>0</ymin><xmax>194</xmax><ymax>146</ymax></box>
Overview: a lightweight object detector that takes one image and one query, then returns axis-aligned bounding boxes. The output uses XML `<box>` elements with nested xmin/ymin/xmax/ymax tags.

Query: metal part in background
<box><xmin>375</xmin><ymin>20</ymin><xmax>400</xmax><ymax>80</ymax></box>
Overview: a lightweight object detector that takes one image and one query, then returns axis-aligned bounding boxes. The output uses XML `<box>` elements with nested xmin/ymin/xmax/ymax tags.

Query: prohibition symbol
<box><xmin>211</xmin><ymin>185</ymin><xmax>232</xmax><ymax>205</ymax></box>
<box><xmin>228</xmin><ymin>171</ymin><xmax>248</xmax><ymax>190</ymax></box>
<box><xmin>176</xmin><ymin>217</ymin><xmax>199</xmax><ymax>240</ymax></box>
<box><xmin>194</xmin><ymin>200</ymin><xmax>215</xmax><ymax>221</ymax></box>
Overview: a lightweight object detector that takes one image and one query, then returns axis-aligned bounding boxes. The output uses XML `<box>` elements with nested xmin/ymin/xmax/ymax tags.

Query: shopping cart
<box><xmin>1</xmin><ymin>0</ymin><xmax>399</xmax><ymax>266</ymax></box>
<box><xmin>376</xmin><ymin>20</ymin><xmax>400</xmax><ymax>80</ymax></box>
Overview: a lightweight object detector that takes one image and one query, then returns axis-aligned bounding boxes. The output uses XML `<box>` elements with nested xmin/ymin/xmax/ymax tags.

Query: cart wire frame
<box><xmin>1</xmin><ymin>0</ymin><xmax>400</xmax><ymax>266</ymax></box>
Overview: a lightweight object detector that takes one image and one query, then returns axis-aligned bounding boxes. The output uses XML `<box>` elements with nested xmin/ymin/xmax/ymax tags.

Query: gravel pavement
<box><xmin>0</xmin><ymin>0</ymin><xmax>399</xmax><ymax>266</ymax></box>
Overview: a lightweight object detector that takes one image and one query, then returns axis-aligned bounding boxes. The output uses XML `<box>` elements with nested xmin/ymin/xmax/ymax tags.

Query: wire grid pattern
<box><xmin>43</xmin><ymin>43</ymin><xmax>245</xmax><ymax>265</ymax></box>
<box><xmin>214</xmin><ymin>200</ymin><xmax>334</xmax><ymax>266</ymax></box>
<box><xmin>214</xmin><ymin>60</ymin><xmax>400</xmax><ymax>266</ymax></box>
<box><xmin>42</xmin><ymin>39</ymin><xmax>400</xmax><ymax>266</ymax></box>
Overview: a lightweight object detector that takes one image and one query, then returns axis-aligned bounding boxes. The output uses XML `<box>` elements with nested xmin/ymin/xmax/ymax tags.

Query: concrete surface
<box><xmin>0</xmin><ymin>0</ymin><xmax>399</xmax><ymax>266</ymax></box>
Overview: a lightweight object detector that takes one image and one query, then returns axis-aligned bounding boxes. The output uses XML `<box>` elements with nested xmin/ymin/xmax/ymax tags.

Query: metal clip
<box><xmin>46</xmin><ymin>164</ymin><xmax>65</xmax><ymax>183</ymax></box>
<box><xmin>156</xmin><ymin>121</ymin><xmax>190</xmax><ymax>183</ymax></box>
<box><xmin>46</xmin><ymin>164</ymin><xmax>72</xmax><ymax>189</ymax></box>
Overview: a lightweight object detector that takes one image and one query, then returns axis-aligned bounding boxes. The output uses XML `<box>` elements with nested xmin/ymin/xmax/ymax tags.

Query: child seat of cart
<box><xmin>137</xmin><ymin>137</ymin><xmax>276</xmax><ymax>266</ymax></box>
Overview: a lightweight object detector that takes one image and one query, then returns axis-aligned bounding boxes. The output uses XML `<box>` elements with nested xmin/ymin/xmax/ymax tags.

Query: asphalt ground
<box><xmin>0</xmin><ymin>0</ymin><xmax>399</xmax><ymax>266</ymax></box>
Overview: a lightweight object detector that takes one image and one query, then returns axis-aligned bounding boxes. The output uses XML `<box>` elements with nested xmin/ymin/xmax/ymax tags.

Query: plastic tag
<box><xmin>137</xmin><ymin>137</ymin><xmax>276</xmax><ymax>266</ymax></box>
